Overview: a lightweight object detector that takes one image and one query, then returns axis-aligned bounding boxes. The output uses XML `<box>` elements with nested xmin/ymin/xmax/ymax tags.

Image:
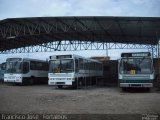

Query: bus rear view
<box><xmin>118</xmin><ymin>52</ymin><xmax>154</xmax><ymax>90</ymax></box>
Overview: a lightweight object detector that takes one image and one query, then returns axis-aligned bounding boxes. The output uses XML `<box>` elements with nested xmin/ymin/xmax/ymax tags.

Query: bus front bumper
<box><xmin>120</xmin><ymin>83</ymin><xmax>153</xmax><ymax>88</ymax></box>
<box><xmin>48</xmin><ymin>78</ymin><xmax>74</xmax><ymax>86</ymax></box>
<box><xmin>4</xmin><ymin>77</ymin><xmax>22</xmax><ymax>83</ymax></box>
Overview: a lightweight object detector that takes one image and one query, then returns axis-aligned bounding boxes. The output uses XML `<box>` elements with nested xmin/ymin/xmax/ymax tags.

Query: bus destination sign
<box><xmin>121</xmin><ymin>52</ymin><xmax>151</xmax><ymax>57</ymax></box>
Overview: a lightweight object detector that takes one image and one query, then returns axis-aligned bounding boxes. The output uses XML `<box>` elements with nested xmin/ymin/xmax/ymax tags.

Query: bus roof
<box><xmin>6</xmin><ymin>57</ymin><xmax>46</xmax><ymax>62</ymax></box>
<box><xmin>49</xmin><ymin>54</ymin><xmax>102</xmax><ymax>63</ymax></box>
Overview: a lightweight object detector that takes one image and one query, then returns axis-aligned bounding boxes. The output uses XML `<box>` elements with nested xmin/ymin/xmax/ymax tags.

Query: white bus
<box><xmin>0</xmin><ymin>62</ymin><xmax>6</xmax><ymax>82</ymax></box>
<box><xmin>118</xmin><ymin>52</ymin><xmax>154</xmax><ymax>90</ymax></box>
<box><xmin>48</xmin><ymin>54</ymin><xmax>103</xmax><ymax>88</ymax></box>
<box><xmin>4</xmin><ymin>58</ymin><xmax>48</xmax><ymax>85</ymax></box>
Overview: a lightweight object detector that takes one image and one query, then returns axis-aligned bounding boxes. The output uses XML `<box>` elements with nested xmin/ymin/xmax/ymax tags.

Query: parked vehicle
<box><xmin>4</xmin><ymin>58</ymin><xmax>48</xmax><ymax>85</ymax></box>
<box><xmin>48</xmin><ymin>54</ymin><xmax>103</xmax><ymax>88</ymax></box>
<box><xmin>0</xmin><ymin>62</ymin><xmax>6</xmax><ymax>82</ymax></box>
<box><xmin>118</xmin><ymin>52</ymin><xmax>154</xmax><ymax>90</ymax></box>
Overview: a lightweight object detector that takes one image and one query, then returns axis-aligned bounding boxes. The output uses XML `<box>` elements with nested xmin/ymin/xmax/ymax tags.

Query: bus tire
<box><xmin>29</xmin><ymin>77</ymin><xmax>34</xmax><ymax>85</ymax></box>
<box><xmin>58</xmin><ymin>85</ymin><xmax>63</xmax><ymax>89</ymax></box>
<box><xmin>78</xmin><ymin>79</ymin><xmax>82</xmax><ymax>88</ymax></box>
<box><xmin>72</xmin><ymin>80</ymin><xmax>78</xmax><ymax>89</ymax></box>
<box><xmin>122</xmin><ymin>87</ymin><xmax>126</xmax><ymax>91</ymax></box>
<box><xmin>15</xmin><ymin>83</ymin><xmax>22</xmax><ymax>86</ymax></box>
<box><xmin>146</xmin><ymin>87</ymin><xmax>150</xmax><ymax>91</ymax></box>
<box><xmin>20</xmin><ymin>79</ymin><xmax>25</xmax><ymax>85</ymax></box>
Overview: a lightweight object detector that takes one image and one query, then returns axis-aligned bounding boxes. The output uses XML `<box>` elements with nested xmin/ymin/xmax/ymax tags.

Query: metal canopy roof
<box><xmin>0</xmin><ymin>16</ymin><xmax>160</xmax><ymax>51</ymax></box>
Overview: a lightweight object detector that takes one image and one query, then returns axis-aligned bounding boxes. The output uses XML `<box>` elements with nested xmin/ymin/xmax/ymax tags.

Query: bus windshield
<box><xmin>49</xmin><ymin>59</ymin><xmax>74</xmax><ymax>73</ymax></box>
<box><xmin>119</xmin><ymin>58</ymin><xmax>153</xmax><ymax>74</ymax></box>
<box><xmin>6</xmin><ymin>61</ymin><xmax>22</xmax><ymax>73</ymax></box>
<box><xmin>6</xmin><ymin>61</ymin><xmax>29</xmax><ymax>74</ymax></box>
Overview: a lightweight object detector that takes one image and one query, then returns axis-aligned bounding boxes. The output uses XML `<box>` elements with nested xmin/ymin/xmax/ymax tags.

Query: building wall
<box><xmin>102</xmin><ymin>60</ymin><xmax>118</xmax><ymax>86</ymax></box>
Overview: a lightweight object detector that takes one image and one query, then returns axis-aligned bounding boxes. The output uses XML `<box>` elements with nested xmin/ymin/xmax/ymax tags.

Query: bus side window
<box><xmin>23</xmin><ymin>62</ymin><xmax>29</xmax><ymax>73</ymax></box>
<box><xmin>30</xmin><ymin>61</ymin><xmax>36</xmax><ymax>70</ymax></box>
<box><xmin>75</xmin><ymin>59</ymin><xmax>79</xmax><ymax>72</ymax></box>
<box><xmin>79</xmin><ymin>58</ymin><xmax>83</xmax><ymax>70</ymax></box>
<box><xmin>1</xmin><ymin>63</ymin><xmax>6</xmax><ymax>70</ymax></box>
<box><xmin>36</xmin><ymin>62</ymin><xmax>43</xmax><ymax>70</ymax></box>
<box><xmin>43</xmin><ymin>63</ymin><xmax>49</xmax><ymax>71</ymax></box>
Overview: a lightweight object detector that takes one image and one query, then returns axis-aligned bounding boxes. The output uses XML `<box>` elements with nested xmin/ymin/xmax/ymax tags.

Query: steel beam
<box><xmin>0</xmin><ymin>41</ymin><xmax>155</xmax><ymax>54</ymax></box>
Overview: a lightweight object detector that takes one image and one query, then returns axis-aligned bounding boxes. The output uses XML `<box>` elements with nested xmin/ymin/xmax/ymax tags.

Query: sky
<box><xmin>0</xmin><ymin>0</ymin><xmax>160</xmax><ymax>63</ymax></box>
<box><xmin>0</xmin><ymin>0</ymin><xmax>160</xmax><ymax>19</ymax></box>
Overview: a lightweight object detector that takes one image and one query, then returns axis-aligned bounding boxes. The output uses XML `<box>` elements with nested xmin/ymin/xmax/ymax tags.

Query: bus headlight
<box><xmin>150</xmin><ymin>74</ymin><xmax>154</xmax><ymax>79</ymax></box>
<box><xmin>119</xmin><ymin>75</ymin><xmax>123</xmax><ymax>79</ymax></box>
<box><xmin>66</xmin><ymin>78</ymin><xmax>74</xmax><ymax>80</ymax></box>
<box><xmin>16</xmin><ymin>77</ymin><xmax>21</xmax><ymax>81</ymax></box>
<box><xmin>49</xmin><ymin>78</ymin><xmax>54</xmax><ymax>81</ymax></box>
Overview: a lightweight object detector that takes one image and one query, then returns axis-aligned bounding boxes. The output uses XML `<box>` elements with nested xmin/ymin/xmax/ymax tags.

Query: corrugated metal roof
<box><xmin>0</xmin><ymin>16</ymin><xmax>160</xmax><ymax>51</ymax></box>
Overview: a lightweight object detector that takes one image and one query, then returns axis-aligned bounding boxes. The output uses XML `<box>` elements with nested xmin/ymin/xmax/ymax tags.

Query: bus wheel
<box><xmin>58</xmin><ymin>85</ymin><xmax>63</xmax><ymax>89</ymax></box>
<box><xmin>72</xmin><ymin>80</ymin><xmax>78</xmax><ymax>89</ymax></box>
<box><xmin>122</xmin><ymin>88</ymin><xmax>126</xmax><ymax>91</ymax></box>
<box><xmin>15</xmin><ymin>83</ymin><xmax>21</xmax><ymax>86</ymax></box>
<box><xmin>78</xmin><ymin>80</ymin><xmax>82</xmax><ymax>88</ymax></box>
<box><xmin>146</xmin><ymin>87</ymin><xmax>150</xmax><ymax>92</ymax></box>
<box><xmin>29</xmin><ymin>77</ymin><xmax>34</xmax><ymax>85</ymax></box>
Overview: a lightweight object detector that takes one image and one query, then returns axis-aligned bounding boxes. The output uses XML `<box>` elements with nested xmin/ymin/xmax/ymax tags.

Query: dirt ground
<box><xmin>0</xmin><ymin>83</ymin><xmax>160</xmax><ymax>119</ymax></box>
